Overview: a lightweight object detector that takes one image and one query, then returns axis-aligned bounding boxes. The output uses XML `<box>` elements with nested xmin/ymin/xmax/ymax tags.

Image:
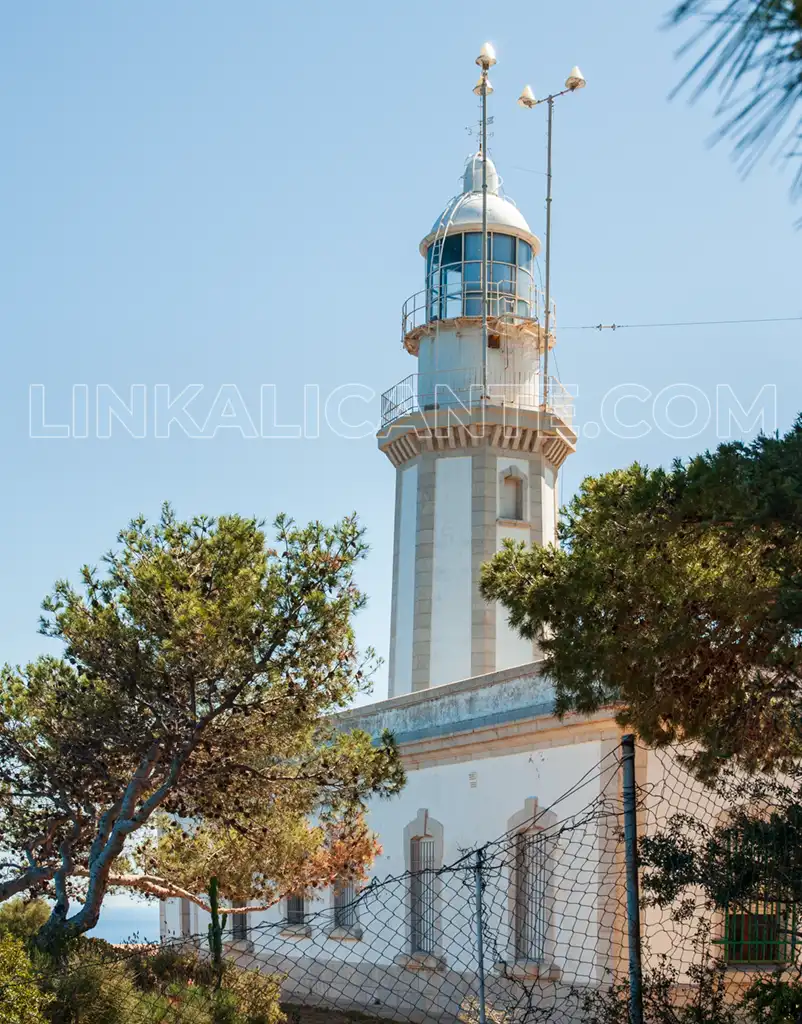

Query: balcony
<box><xmin>401</xmin><ymin>280</ymin><xmax>556</xmax><ymax>353</ymax></box>
<box><xmin>379</xmin><ymin>367</ymin><xmax>573</xmax><ymax>431</ymax></box>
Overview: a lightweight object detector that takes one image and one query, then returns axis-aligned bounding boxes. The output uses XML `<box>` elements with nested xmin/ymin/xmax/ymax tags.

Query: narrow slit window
<box><xmin>286</xmin><ymin>894</ymin><xmax>305</xmax><ymax>927</ymax></box>
<box><xmin>514</xmin><ymin>830</ymin><xmax>548</xmax><ymax>963</ymax></box>
<box><xmin>500</xmin><ymin>474</ymin><xmax>524</xmax><ymax>520</ymax></box>
<box><xmin>180</xmin><ymin>898</ymin><xmax>192</xmax><ymax>938</ymax></box>
<box><xmin>231</xmin><ymin>901</ymin><xmax>248</xmax><ymax>942</ymax></box>
<box><xmin>333</xmin><ymin>880</ymin><xmax>358</xmax><ymax>929</ymax></box>
<box><xmin>410</xmin><ymin>835</ymin><xmax>438</xmax><ymax>954</ymax></box>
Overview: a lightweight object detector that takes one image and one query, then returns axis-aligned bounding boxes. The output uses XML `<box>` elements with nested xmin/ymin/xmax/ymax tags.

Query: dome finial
<box><xmin>462</xmin><ymin>152</ymin><xmax>499</xmax><ymax>195</ymax></box>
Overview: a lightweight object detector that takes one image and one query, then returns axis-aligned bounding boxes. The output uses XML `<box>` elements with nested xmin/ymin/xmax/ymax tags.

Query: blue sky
<box><xmin>1</xmin><ymin>0</ymin><xmax>799</xmax><ymax>942</ymax></box>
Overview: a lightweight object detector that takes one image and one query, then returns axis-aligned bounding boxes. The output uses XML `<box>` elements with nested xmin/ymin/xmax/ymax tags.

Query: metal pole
<box><xmin>621</xmin><ymin>734</ymin><xmax>644</xmax><ymax>1024</ymax></box>
<box><xmin>542</xmin><ymin>95</ymin><xmax>554</xmax><ymax>411</ymax></box>
<box><xmin>481</xmin><ymin>76</ymin><xmax>489</xmax><ymax>402</ymax></box>
<box><xmin>474</xmin><ymin>847</ymin><xmax>488</xmax><ymax>1024</ymax></box>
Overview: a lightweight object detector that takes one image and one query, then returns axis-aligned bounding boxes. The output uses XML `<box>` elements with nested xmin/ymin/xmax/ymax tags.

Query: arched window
<box><xmin>410</xmin><ymin>836</ymin><xmax>438</xmax><ymax>954</ymax></box>
<box><xmin>499</xmin><ymin>466</ymin><xmax>527</xmax><ymax>522</ymax></box>
<box><xmin>500</xmin><ymin>474</ymin><xmax>523</xmax><ymax>520</ymax></box>
<box><xmin>231</xmin><ymin>900</ymin><xmax>248</xmax><ymax>942</ymax></box>
<box><xmin>286</xmin><ymin>894</ymin><xmax>305</xmax><ymax>926</ymax></box>
<box><xmin>333</xmin><ymin>879</ymin><xmax>358</xmax><ymax>930</ymax></box>
<box><xmin>507</xmin><ymin>798</ymin><xmax>557</xmax><ymax>969</ymax></box>
<box><xmin>513</xmin><ymin>829</ymin><xmax>548</xmax><ymax>962</ymax></box>
<box><xmin>179</xmin><ymin>897</ymin><xmax>192</xmax><ymax>938</ymax></box>
<box><xmin>403</xmin><ymin>809</ymin><xmax>444</xmax><ymax>960</ymax></box>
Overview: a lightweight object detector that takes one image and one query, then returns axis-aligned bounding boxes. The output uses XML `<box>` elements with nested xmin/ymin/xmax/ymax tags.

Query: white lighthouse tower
<box><xmin>379</xmin><ymin>140</ymin><xmax>576</xmax><ymax>697</ymax></box>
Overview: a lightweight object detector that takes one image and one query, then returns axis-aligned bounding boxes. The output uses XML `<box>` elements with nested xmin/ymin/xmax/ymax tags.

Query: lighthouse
<box><xmin>379</xmin><ymin>146</ymin><xmax>576</xmax><ymax>697</ymax></box>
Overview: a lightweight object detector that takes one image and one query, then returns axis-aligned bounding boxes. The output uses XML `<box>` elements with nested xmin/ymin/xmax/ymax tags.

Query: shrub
<box><xmin>35</xmin><ymin>939</ymin><xmax>284</xmax><ymax>1024</ymax></box>
<box><xmin>0</xmin><ymin>898</ymin><xmax>50</xmax><ymax>943</ymax></box>
<box><xmin>0</xmin><ymin>933</ymin><xmax>51</xmax><ymax>1024</ymax></box>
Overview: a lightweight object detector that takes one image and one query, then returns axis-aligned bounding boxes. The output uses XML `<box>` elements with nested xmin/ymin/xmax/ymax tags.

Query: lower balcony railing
<box><xmin>380</xmin><ymin>369</ymin><xmax>573</xmax><ymax>431</ymax></box>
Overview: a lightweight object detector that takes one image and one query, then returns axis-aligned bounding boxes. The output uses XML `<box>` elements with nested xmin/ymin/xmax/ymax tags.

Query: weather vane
<box><xmin>466</xmin><ymin>113</ymin><xmax>494</xmax><ymax>141</ymax></box>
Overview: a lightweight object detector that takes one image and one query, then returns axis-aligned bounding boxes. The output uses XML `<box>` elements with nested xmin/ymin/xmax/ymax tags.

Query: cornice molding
<box><xmin>379</xmin><ymin>421</ymin><xmax>575</xmax><ymax>470</ymax></box>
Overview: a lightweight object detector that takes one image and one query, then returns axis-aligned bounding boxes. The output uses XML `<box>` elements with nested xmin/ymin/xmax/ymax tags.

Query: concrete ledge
<box><xmin>493</xmin><ymin>960</ymin><xmax>561</xmax><ymax>981</ymax></box>
<box><xmin>395</xmin><ymin>952</ymin><xmax>447</xmax><ymax>972</ymax></box>
<box><xmin>280</xmin><ymin>924</ymin><xmax>312</xmax><ymax>939</ymax></box>
<box><xmin>326</xmin><ymin>926</ymin><xmax>363</xmax><ymax>942</ymax></box>
<box><xmin>224</xmin><ymin>939</ymin><xmax>254</xmax><ymax>955</ymax></box>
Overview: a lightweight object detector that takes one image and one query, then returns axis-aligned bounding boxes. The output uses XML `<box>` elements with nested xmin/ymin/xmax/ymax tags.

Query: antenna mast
<box><xmin>474</xmin><ymin>43</ymin><xmax>496</xmax><ymax>403</ymax></box>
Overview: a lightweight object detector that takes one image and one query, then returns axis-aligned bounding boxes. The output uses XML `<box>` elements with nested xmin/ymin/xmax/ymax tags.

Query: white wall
<box><xmin>541</xmin><ymin>465</ymin><xmax>556</xmax><ymax>546</ymax></box>
<box><xmin>495</xmin><ymin>522</ymin><xmax>533</xmax><ymax>671</ymax></box>
<box><xmin>495</xmin><ymin>457</ymin><xmax>535</xmax><ymax>671</ymax></box>
<box><xmin>390</xmin><ymin>463</ymin><xmax>418</xmax><ymax>697</ymax></box>
<box><xmin>430</xmin><ymin>456</ymin><xmax>472</xmax><ymax>686</ymax></box>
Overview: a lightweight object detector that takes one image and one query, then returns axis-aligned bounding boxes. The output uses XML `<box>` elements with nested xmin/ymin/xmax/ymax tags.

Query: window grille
<box><xmin>231</xmin><ymin>901</ymin><xmax>248</xmax><ymax>942</ymax></box>
<box><xmin>286</xmin><ymin>894</ymin><xmax>305</xmax><ymax>926</ymax></box>
<box><xmin>410</xmin><ymin>835</ymin><xmax>438</xmax><ymax>954</ymax></box>
<box><xmin>333</xmin><ymin>880</ymin><xmax>358</xmax><ymax>929</ymax></box>
<box><xmin>514</xmin><ymin>830</ymin><xmax>548</xmax><ymax>962</ymax></box>
<box><xmin>714</xmin><ymin>829</ymin><xmax>797</xmax><ymax>964</ymax></box>
<box><xmin>723</xmin><ymin>908</ymin><xmax>795</xmax><ymax>964</ymax></box>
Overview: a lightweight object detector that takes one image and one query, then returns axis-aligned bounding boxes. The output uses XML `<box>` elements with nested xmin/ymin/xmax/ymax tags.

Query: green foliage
<box><xmin>0</xmin><ymin>898</ymin><xmax>50</xmax><ymax>942</ymax></box>
<box><xmin>579</xmin><ymin>946</ymin><xmax>737</xmax><ymax>1024</ymax></box>
<box><xmin>0</xmin><ymin>933</ymin><xmax>51</xmax><ymax>1024</ymax></box>
<box><xmin>480</xmin><ymin>418</ymin><xmax>802</xmax><ymax>779</ymax></box>
<box><xmin>670</xmin><ymin>1</ymin><xmax>802</xmax><ymax>204</ymax></box>
<box><xmin>581</xmin><ymin>951</ymin><xmax>802</xmax><ymax>1024</ymax></box>
<box><xmin>0</xmin><ymin>506</ymin><xmax>404</xmax><ymax>944</ymax></box>
<box><xmin>37</xmin><ymin>940</ymin><xmax>284</xmax><ymax>1024</ymax></box>
<box><xmin>741</xmin><ymin>972</ymin><xmax>802</xmax><ymax>1024</ymax></box>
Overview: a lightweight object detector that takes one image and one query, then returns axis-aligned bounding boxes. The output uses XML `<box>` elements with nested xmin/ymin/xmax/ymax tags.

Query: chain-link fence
<box><xmin>31</xmin><ymin>738</ymin><xmax>802</xmax><ymax>1024</ymax></box>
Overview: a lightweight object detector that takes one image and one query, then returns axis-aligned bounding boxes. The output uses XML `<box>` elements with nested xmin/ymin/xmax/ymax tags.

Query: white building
<box><xmin>162</xmin><ymin>141</ymin><xmax>625</xmax><ymax>1014</ymax></box>
<box><xmin>162</xmin><ymin>141</ymin><xmax>765</xmax><ymax>1021</ymax></box>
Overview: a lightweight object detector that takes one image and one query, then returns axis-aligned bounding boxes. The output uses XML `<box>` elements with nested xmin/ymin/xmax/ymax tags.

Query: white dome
<box><xmin>421</xmin><ymin>153</ymin><xmax>537</xmax><ymax>253</ymax></box>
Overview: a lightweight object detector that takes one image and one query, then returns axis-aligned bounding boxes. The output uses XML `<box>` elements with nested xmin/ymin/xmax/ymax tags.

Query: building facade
<box><xmin>162</xmin><ymin>146</ymin><xmax>770</xmax><ymax>1021</ymax></box>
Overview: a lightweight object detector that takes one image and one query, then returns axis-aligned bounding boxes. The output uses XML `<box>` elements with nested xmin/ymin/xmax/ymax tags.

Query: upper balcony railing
<box><xmin>379</xmin><ymin>367</ymin><xmax>574</xmax><ymax>431</ymax></box>
<box><xmin>401</xmin><ymin>262</ymin><xmax>556</xmax><ymax>345</ymax></box>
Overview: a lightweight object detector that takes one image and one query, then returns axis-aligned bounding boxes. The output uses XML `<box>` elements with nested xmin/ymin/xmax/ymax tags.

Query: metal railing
<box><xmin>380</xmin><ymin>368</ymin><xmax>574</xmax><ymax>430</ymax></box>
<box><xmin>401</xmin><ymin>272</ymin><xmax>556</xmax><ymax>343</ymax></box>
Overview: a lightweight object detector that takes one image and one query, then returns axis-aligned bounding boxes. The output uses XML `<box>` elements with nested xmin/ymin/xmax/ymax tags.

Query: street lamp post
<box><xmin>519</xmin><ymin>67</ymin><xmax>586</xmax><ymax>410</ymax></box>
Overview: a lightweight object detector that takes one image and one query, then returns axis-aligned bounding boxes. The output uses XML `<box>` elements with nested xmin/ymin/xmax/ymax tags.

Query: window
<box><xmin>333</xmin><ymin>880</ymin><xmax>359</xmax><ymax>929</ymax></box>
<box><xmin>514</xmin><ymin>830</ymin><xmax>548</xmax><ymax>962</ymax></box>
<box><xmin>464</xmin><ymin>232</ymin><xmax>483</xmax><ymax>262</ymax></box>
<box><xmin>441</xmin><ymin>232</ymin><xmax>462</xmax><ymax>269</ymax></box>
<box><xmin>500</xmin><ymin>474</ymin><xmax>524</xmax><ymax>520</ymax></box>
<box><xmin>180</xmin><ymin>898</ymin><xmax>192</xmax><ymax>938</ymax></box>
<box><xmin>492</xmin><ymin>233</ymin><xmax>515</xmax><ymax>266</ymax></box>
<box><xmin>714</xmin><ymin>822</ymin><xmax>797</xmax><ymax>965</ymax></box>
<box><xmin>722</xmin><ymin>907</ymin><xmax>795</xmax><ymax>964</ymax></box>
<box><xmin>424</xmin><ymin>231</ymin><xmax>533</xmax><ymax>323</ymax></box>
<box><xmin>286</xmin><ymin>894</ymin><xmax>305</xmax><ymax>927</ymax></box>
<box><xmin>410</xmin><ymin>835</ymin><xmax>438</xmax><ymax>954</ymax></box>
<box><xmin>231</xmin><ymin>901</ymin><xmax>248</xmax><ymax>942</ymax></box>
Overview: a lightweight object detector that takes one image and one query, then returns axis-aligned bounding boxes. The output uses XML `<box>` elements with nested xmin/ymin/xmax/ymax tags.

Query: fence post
<box><xmin>621</xmin><ymin>735</ymin><xmax>644</xmax><ymax>1024</ymax></box>
<box><xmin>474</xmin><ymin>847</ymin><xmax>488</xmax><ymax>1024</ymax></box>
<box><xmin>208</xmin><ymin>876</ymin><xmax>223</xmax><ymax>985</ymax></box>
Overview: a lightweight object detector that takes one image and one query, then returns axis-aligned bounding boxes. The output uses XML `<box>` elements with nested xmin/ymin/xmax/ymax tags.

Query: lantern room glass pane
<box><xmin>441</xmin><ymin>233</ymin><xmax>462</xmax><ymax>268</ymax></box>
<box><xmin>492</xmin><ymin>233</ymin><xmax>515</xmax><ymax>266</ymax></box>
<box><xmin>517</xmin><ymin>240</ymin><xmax>533</xmax><ymax>268</ymax></box>
<box><xmin>493</xmin><ymin>262</ymin><xmax>515</xmax><ymax>295</ymax></box>
<box><xmin>464</xmin><ymin>232</ymin><xmax>482</xmax><ymax>261</ymax></box>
